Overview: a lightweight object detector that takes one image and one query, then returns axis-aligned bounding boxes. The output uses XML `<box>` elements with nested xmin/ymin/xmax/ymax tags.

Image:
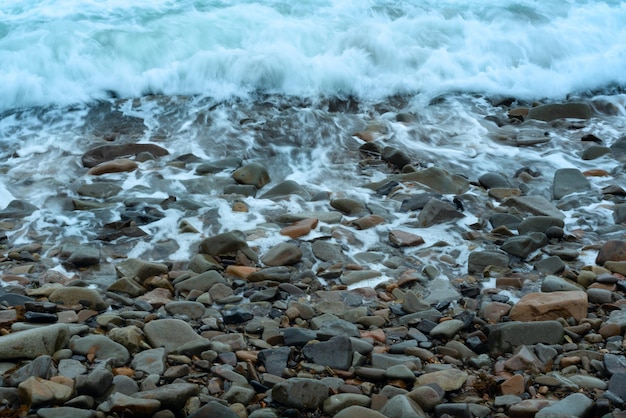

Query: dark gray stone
<box><xmin>535</xmin><ymin>393</ymin><xmax>594</xmax><ymax>418</ymax></box>
<box><xmin>501</xmin><ymin>232</ymin><xmax>548</xmax><ymax>258</ymax></box>
<box><xmin>518</xmin><ymin>216</ymin><xmax>565</xmax><ymax>235</ymax></box>
<box><xmin>527</xmin><ymin>102</ymin><xmax>592</xmax><ymax>121</ymax></box>
<box><xmin>488</xmin><ymin>321</ymin><xmax>564</xmax><ymax>355</ymax></box>
<box><xmin>553</xmin><ymin>168</ymin><xmax>591</xmax><ymax>200</ymax></box>
<box><xmin>258</xmin><ymin>347</ymin><xmax>291</xmax><ymax>376</ymax></box>
<box><xmin>271</xmin><ymin>378</ymin><xmax>329</xmax><ymax>409</ymax></box>
<box><xmin>303</xmin><ymin>335</ymin><xmax>353</xmax><ymax>370</ymax></box>
<box><xmin>417</xmin><ymin>199</ymin><xmax>464</xmax><ymax>227</ymax></box>
<box><xmin>467</xmin><ymin>250</ymin><xmax>509</xmax><ymax>274</ymax></box>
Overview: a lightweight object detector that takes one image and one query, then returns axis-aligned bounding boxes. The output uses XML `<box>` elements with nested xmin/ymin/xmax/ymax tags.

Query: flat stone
<box><xmin>144</xmin><ymin>318</ymin><xmax>204</xmax><ymax>353</ymax></box>
<box><xmin>501</xmin><ymin>232</ymin><xmax>548</xmax><ymax>258</ymax></box>
<box><xmin>322</xmin><ymin>393</ymin><xmax>371</xmax><ymax>415</ymax></box>
<box><xmin>164</xmin><ymin>301</ymin><xmax>206</xmax><ymax>319</ymax></box>
<box><xmin>82</xmin><ymin>143</ymin><xmax>168</xmax><ymax>168</ymax></box>
<box><xmin>88</xmin><ymin>158</ymin><xmax>137</xmax><ymax>175</ymax></box>
<box><xmin>333</xmin><ymin>406</ymin><xmax>386</xmax><ymax>418</ymax></box>
<box><xmin>133</xmin><ymin>383</ymin><xmax>200</xmax><ymax>411</ymax></box>
<box><xmin>467</xmin><ymin>250</ymin><xmax>509</xmax><ymax>275</ymax></box>
<box><xmin>280</xmin><ymin>218</ymin><xmax>318</xmax><ymax>239</ymax></box>
<box><xmin>0</xmin><ymin>324</ymin><xmax>70</xmax><ymax>360</ymax></box>
<box><xmin>417</xmin><ymin>199</ymin><xmax>464</xmax><ymax>227</ymax></box>
<box><xmin>389</xmin><ymin>230</ymin><xmax>425</xmax><ymax>247</ymax></box>
<box><xmin>115</xmin><ymin>258</ymin><xmax>169</xmax><ymax>281</ymax></box>
<box><xmin>188</xmin><ymin>400</ymin><xmax>239</xmax><ymax>418</ymax></box>
<box><xmin>509</xmin><ymin>291</ymin><xmax>587</xmax><ymax>322</ymax></box>
<box><xmin>488</xmin><ymin>321</ymin><xmax>563</xmax><ymax>355</ymax></box>
<box><xmin>198</xmin><ymin>230</ymin><xmax>257</xmax><ymax>261</ymax></box>
<box><xmin>49</xmin><ymin>287</ymin><xmax>109</xmax><ymax>311</ymax></box>
<box><xmin>174</xmin><ymin>270</ymin><xmax>227</xmax><ymax>293</ymax></box>
<box><xmin>535</xmin><ymin>393</ymin><xmax>594</xmax><ymax>418</ymax></box>
<box><xmin>132</xmin><ymin>348</ymin><xmax>167</xmax><ymax>375</ymax></box>
<box><xmin>303</xmin><ymin>335</ymin><xmax>353</xmax><ymax>370</ymax></box>
<box><xmin>429</xmin><ymin>319</ymin><xmax>464</xmax><ymax>340</ymax></box>
<box><xmin>36</xmin><ymin>407</ymin><xmax>96</xmax><ymax>418</ymax></box>
<box><xmin>407</xmin><ymin>385</ymin><xmax>443</xmax><ymax>412</ymax></box>
<box><xmin>18</xmin><ymin>376</ymin><xmax>73</xmax><ymax>407</ymax></box>
<box><xmin>260</xmin><ymin>180</ymin><xmax>310</xmax><ymax>200</ymax></box>
<box><xmin>271</xmin><ymin>378</ymin><xmax>329</xmax><ymax>409</ymax></box>
<box><xmin>258</xmin><ymin>347</ymin><xmax>291</xmax><ymax>376</ymax></box>
<box><xmin>527</xmin><ymin>102</ymin><xmax>592</xmax><ymax>121</ymax></box>
<box><xmin>261</xmin><ymin>242</ymin><xmax>302</xmax><ymax>266</ymax></box>
<box><xmin>508</xmin><ymin>399</ymin><xmax>556</xmax><ymax>418</ymax></box>
<box><xmin>69</xmin><ymin>335</ymin><xmax>130</xmax><ymax>367</ymax></box>
<box><xmin>380</xmin><ymin>395</ymin><xmax>427</xmax><ymax>418</ymax></box>
<box><xmin>540</xmin><ymin>276</ymin><xmax>585</xmax><ymax>292</ymax></box>
<box><xmin>501</xmin><ymin>196</ymin><xmax>564</xmax><ymax>219</ymax></box>
<box><xmin>311</xmin><ymin>313</ymin><xmax>360</xmax><ymax>339</ymax></box>
<box><xmin>98</xmin><ymin>392</ymin><xmax>160</xmax><ymax>416</ymax></box>
<box><xmin>75</xmin><ymin>368</ymin><xmax>114</xmax><ymax>397</ymax></box>
<box><xmin>417</xmin><ymin>368</ymin><xmax>468</xmax><ymax>391</ymax></box>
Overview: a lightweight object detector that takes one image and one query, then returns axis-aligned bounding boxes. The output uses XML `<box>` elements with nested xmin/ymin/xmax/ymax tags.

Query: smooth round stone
<box><xmin>429</xmin><ymin>319</ymin><xmax>464</xmax><ymax>340</ymax></box>
<box><xmin>164</xmin><ymin>301</ymin><xmax>206</xmax><ymax>319</ymax></box>
<box><xmin>385</xmin><ymin>364</ymin><xmax>417</xmax><ymax>382</ymax></box>
<box><xmin>568</xmin><ymin>375</ymin><xmax>607</xmax><ymax>389</ymax></box>
<box><xmin>143</xmin><ymin>318</ymin><xmax>204</xmax><ymax>353</ymax></box>
<box><xmin>322</xmin><ymin>393</ymin><xmax>371</xmax><ymax>415</ymax></box>
<box><xmin>333</xmin><ymin>406</ymin><xmax>386</xmax><ymax>418</ymax></box>
<box><xmin>380</xmin><ymin>394</ymin><xmax>427</xmax><ymax>418</ymax></box>
<box><xmin>417</xmin><ymin>368</ymin><xmax>468</xmax><ymax>391</ymax></box>
<box><xmin>535</xmin><ymin>393</ymin><xmax>593</xmax><ymax>418</ymax></box>
<box><xmin>408</xmin><ymin>385</ymin><xmax>443</xmax><ymax>412</ymax></box>
<box><xmin>132</xmin><ymin>348</ymin><xmax>167</xmax><ymax>375</ymax></box>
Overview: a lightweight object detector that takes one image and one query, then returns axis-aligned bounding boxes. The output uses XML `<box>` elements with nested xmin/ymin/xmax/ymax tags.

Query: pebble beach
<box><xmin>1</xmin><ymin>93</ymin><xmax>626</xmax><ymax>418</ymax></box>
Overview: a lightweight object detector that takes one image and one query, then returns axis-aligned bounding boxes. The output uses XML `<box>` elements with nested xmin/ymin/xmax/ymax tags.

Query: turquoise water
<box><xmin>1</xmin><ymin>0</ymin><xmax>625</xmax><ymax>111</ymax></box>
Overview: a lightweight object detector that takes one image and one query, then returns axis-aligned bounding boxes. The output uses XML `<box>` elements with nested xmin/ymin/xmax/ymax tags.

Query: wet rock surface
<box><xmin>1</xmin><ymin>94</ymin><xmax>626</xmax><ymax>417</ymax></box>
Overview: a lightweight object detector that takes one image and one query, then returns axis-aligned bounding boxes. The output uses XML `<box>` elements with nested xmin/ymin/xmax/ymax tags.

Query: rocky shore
<box><xmin>1</xmin><ymin>95</ymin><xmax>626</xmax><ymax>418</ymax></box>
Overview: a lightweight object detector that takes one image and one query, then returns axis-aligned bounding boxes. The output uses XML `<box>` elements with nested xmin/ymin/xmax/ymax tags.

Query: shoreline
<box><xmin>0</xmin><ymin>93</ymin><xmax>625</xmax><ymax>417</ymax></box>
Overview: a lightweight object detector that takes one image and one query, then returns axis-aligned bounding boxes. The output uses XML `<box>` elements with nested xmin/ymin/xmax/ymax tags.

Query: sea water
<box><xmin>1</xmin><ymin>0</ymin><xmax>625</xmax><ymax>289</ymax></box>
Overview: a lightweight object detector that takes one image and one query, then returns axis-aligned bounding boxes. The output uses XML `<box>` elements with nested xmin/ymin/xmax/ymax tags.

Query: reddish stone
<box><xmin>509</xmin><ymin>291</ymin><xmax>587</xmax><ymax>322</ymax></box>
<box><xmin>280</xmin><ymin>218</ymin><xmax>318</xmax><ymax>239</ymax></box>
<box><xmin>225</xmin><ymin>265</ymin><xmax>260</xmax><ymax>279</ymax></box>
<box><xmin>500</xmin><ymin>374</ymin><xmax>525</xmax><ymax>395</ymax></box>
<box><xmin>596</xmin><ymin>240</ymin><xmax>626</xmax><ymax>265</ymax></box>
<box><xmin>389</xmin><ymin>230</ymin><xmax>425</xmax><ymax>247</ymax></box>
<box><xmin>351</xmin><ymin>215</ymin><xmax>385</xmax><ymax>230</ymax></box>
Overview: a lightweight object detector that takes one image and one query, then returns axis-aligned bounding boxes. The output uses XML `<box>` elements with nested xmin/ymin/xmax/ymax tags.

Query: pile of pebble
<box><xmin>0</xmin><ymin>98</ymin><xmax>626</xmax><ymax>418</ymax></box>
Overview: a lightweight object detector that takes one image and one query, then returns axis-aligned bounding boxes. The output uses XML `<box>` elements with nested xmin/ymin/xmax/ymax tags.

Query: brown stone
<box><xmin>225</xmin><ymin>265</ymin><xmax>260</xmax><ymax>279</ymax></box>
<box><xmin>87</xmin><ymin>158</ymin><xmax>138</xmax><ymax>175</ymax></box>
<box><xmin>82</xmin><ymin>143</ymin><xmax>168</xmax><ymax>168</ymax></box>
<box><xmin>389</xmin><ymin>230</ymin><xmax>425</xmax><ymax>247</ymax></box>
<box><xmin>500</xmin><ymin>374</ymin><xmax>525</xmax><ymax>395</ymax></box>
<box><xmin>480</xmin><ymin>302</ymin><xmax>511</xmax><ymax>323</ymax></box>
<box><xmin>280</xmin><ymin>218</ymin><xmax>319</xmax><ymax>239</ymax></box>
<box><xmin>351</xmin><ymin>215</ymin><xmax>385</xmax><ymax>230</ymax></box>
<box><xmin>599</xmin><ymin>323</ymin><xmax>621</xmax><ymax>339</ymax></box>
<box><xmin>596</xmin><ymin>240</ymin><xmax>626</xmax><ymax>265</ymax></box>
<box><xmin>509</xmin><ymin>291</ymin><xmax>587</xmax><ymax>322</ymax></box>
<box><xmin>136</xmin><ymin>288</ymin><xmax>173</xmax><ymax>308</ymax></box>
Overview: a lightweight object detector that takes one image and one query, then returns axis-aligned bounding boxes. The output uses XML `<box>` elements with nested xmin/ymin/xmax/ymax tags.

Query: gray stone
<box><xmin>247</xmin><ymin>266</ymin><xmax>292</xmax><ymax>283</ymax></box>
<box><xmin>604</xmin><ymin>354</ymin><xmax>626</xmax><ymax>375</ymax></box>
<box><xmin>614</xmin><ymin>203</ymin><xmax>626</xmax><ymax>224</ymax></box>
<box><xmin>258</xmin><ymin>347</ymin><xmax>291</xmax><ymax>376</ymax></box>
<box><xmin>423</xmin><ymin>278</ymin><xmax>461</xmax><ymax>305</ymax></box>
<box><xmin>581</xmin><ymin>145</ymin><xmax>611</xmax><ymax>160</ymax></box>
<box><xmin>568</xmin><ymin>375</ymin><xmax>607</xmax><ymax>390</ymax></box>
<box><xmin>407</xmin><ymin>385</ymin><xmax>443</xmax><ymax>412</ymax></box>
<box><xmin>330</xmin><ymin>198</ymin><xmax>368</xmax><ymax>216</ymax></box>
<box><xmin>66</xmin><ymin>246</ymin><xmax>100</xmax><ymax>268</ymax></box>
<box><xmin>232</xmin><ymin>162</ymin><xmax>270</xmax><ymax>189</ymax></box>
<box><xmin>164</xmin><ymin>301</ymin><xmax>206</xmax><ymax>319</ymax></box>
<box><xmin>535</xmin><ymin>393</ymin><xmax>594</xmax><ymax>418</ymax></box>
<box><xmin>310</xmin><ymin>314</ymin><xmax>360</xmax><ymax>339</ymax></box>
<box><xmin>501</xmin><ymin>196</ymin><xmax>565</xmax><ymax>219</ymax></box>
<box><xmin>478</xmin><ymin>172</ymin><xmax>511</xmax><ymax>189</ymax></box>
<box><xmin>385</xmin><ymin>364</ymin><xmax>417</xmax><ymax>382</ymax></box>
<box><xmin>223</xmin><ymin>385</ymin><xmax>256</xmax><ymax>405</ymax></box>
<box><xmin>340</xmin><ymin>270</ymin><xmax>382</xmax><ymax>285</ymax></box>
<box><xmin>111</xmin><ymin>375</ymin><xmax>138</xmax><ymax>396</ymax></box>
<box><xmin>260</xmin><ymin>180</ymin><xmax>310</xmax><ymax>200</ymax></box>
<box><xmin>36</xmin><ymin>406</ymin><xmax>96</xmax><ymax>418</ymax></box>
<box><xmin>271</xmin><ymin>378</ymin><xmax>329</xmax><ymax>409</ymax></box>
<box><xmin>0</xmin><ymin>200</ymin><xmax>38</xmax><ymax>218</ymax></box>
<box><xmin>333</xmin><ymin>406</ymin><xmax>386</xmax><ymax>418</ymax></box>
<box><xmin>312</xmin><ymin>240</ymin><xmax>348</xmax><ymax>262</ymax></box>
<box><xmin>303</xmin><ymin>335</ymin><xmax>353</xmax><ymax>370</ymax></box>
<box><xmin>380</xmin><ymin>395</ymin><xmax>427</xmax><ymax>418</ymax></box>
<box><xmin>382</xmin><ymin>146</ymin><xmax>411</xmax><ymax>168</ymax></box>
<box><xmin>198</xmin><ymin>230</ymin><xmax>257</xmax><ymax>261</ymax></box>
<box><xmin>434</xmin><ymin>404</ymin><xmax>491</xmax><ymax>417</ymax></box>
<box><xmin>371</xmin><ymin>353</ymin><xmax>421</xmax><ymax>370</ymax></box>
<box><xmin>527</xmin><ymin>102</ymin><xmax>592</xmax><ymax>121</ymax></box>
<box><xmin>553</xmin><ymin>168</ymin><xmax>591</xmax><ymax>200</ymax></box>
<box><xmin>541</xmin><ymin>275</ymin><xmax>585</xmax><ymax>292</ymax></box>
<box><xmin>402</xmin><ymin>291</ymin><xmax>429</xmax><ymax>313</ymax></box>
<box><xmin>133</xmin><ymin>382</ymin><xmax>200</xmax><ymax>411</ymax></box>
<box><xmin>467</xmin><ymin>250</ymin><xmax>509</xmax><ymax>275</ymax></box>
<box><xmin>535</xmin><ymin>256</ymin><xmax>566</xmax><ymax>275</ymax></box>
<box><xmin>58</xmin><ymin>358</ymin><xmax>87</xmax><ymax>379</ymax></box>
<box><xmin>115</xmin><ymin>258</ymin><xmax>168</xmax><ymax>281</ymax></box>
<box><xmin>518</xmin><ymin>216</ymin><xmax>565</xmax><ymax>235</ymax></box>
<box><xmin>98</xmin><ymin>392</ymin><xmax>161</xmax><ymax>416</ymax></box>
<box><xmin>323</xmin><ymin>393</ymin><xmax>371</xmax><ymax>415</ymax></box>
<box><xmin>18</xmin><ymin>376</ymin><xmax>73</xmax><ymax>407</ymax></box>
<box><xmin>174</xmin><ymin>270</ymin><xmax>227</xmax><ymax>293</ymax></box>
<box><xmin>188</xmin><ymin>400</ymin><xmax>239</xmax><ymax>418</ymax></box>
<box><xmin>488</xmin><ymin>321</ymin><xmax>563</xmax><ymax>355</ymax></box>
<box><xmin>143</xmin><ymin>318</ymin><xmax>204</xmax><ymax>353</ymax></box>
<box><xmin>132</xmin><ymin>347</ymin><xmax>167</xmax><ymax>375</ymax></box>
<box><xmin>77</xmin><ymin>182</ymin><xmax>122</xmax><ymax>198</ymax></box>
<box><xmin>417</xmin><ymin>368</ymin><xmax>468</xmax><ymax>391</ymax></box>
<box><xmin>429</xmin><ymin>319</ymin><xmax>464</xmax><ymax>340</ymax></box>
<box><xmin>417</xmin><ymin>199</ymin><xmax>464</xmax><ymax>227</ymax></box>
<box><xmin>48</xmin><ymin>287</ymin><xmax>109</xmax><ymax>310</ymax></box>
<box><xmin>0</xmin><ymin>324</ymin><xmax>70</xmax><ymax>360</ymax></box>
<box><xmin>69</xmin><ymin>335</ymin><xmax>130</xmax><ymax>367</ymax></box>
<box><xmin>6</xmin><ymin>355</ymin><xmax>54</xmax><ymax>387</ymax></box>
<box><xmin>75</xmin><ymin>368</ymin><xmax>114</xmax><ymax>397</ymax></box>
<box><xmin>501</xmin><ymin>232</ymin><xmax>548</xmax><ymax>258</ymax></box>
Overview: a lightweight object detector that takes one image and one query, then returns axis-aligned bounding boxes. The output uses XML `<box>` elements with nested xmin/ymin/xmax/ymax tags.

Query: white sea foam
<box><xmin>2</xmin><ymin>1</ymin><xmax>626</xmax><ymax>111</ymax></box>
